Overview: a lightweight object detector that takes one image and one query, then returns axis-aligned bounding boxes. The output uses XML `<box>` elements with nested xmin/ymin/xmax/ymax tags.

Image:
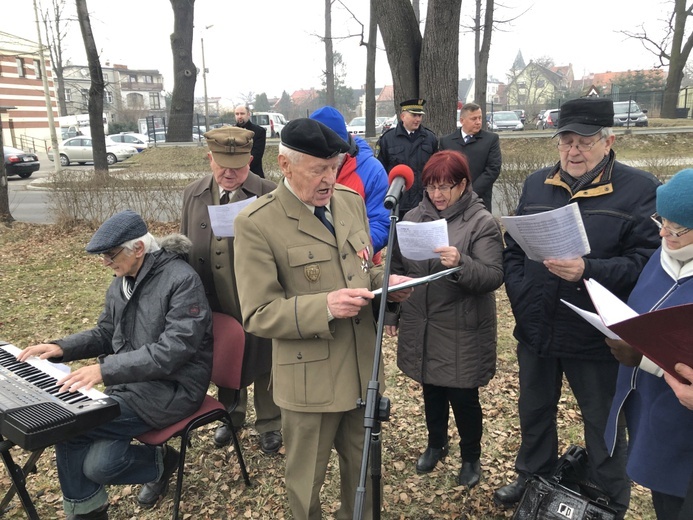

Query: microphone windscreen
<box><xmin>388</xmin><ymin>164</ymin><xmax>415</xmax><ymax>190</ymax></box>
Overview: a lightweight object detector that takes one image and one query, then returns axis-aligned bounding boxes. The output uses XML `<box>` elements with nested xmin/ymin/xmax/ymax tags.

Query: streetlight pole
<box><xmin>201</xmin><ymin>24</ymin><xmax>213</xmax><ymax>130</ymax></box>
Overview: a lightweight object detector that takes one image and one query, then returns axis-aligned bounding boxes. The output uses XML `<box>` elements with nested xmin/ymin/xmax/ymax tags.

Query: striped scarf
<box><xmin>558</xmin><ymin>151</ymin><xmax>613</xmax><ymax>194</ymax></box>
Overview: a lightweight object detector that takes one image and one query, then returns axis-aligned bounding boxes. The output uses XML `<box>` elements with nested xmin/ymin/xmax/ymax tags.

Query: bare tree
<box><xmin>364</xmin><ymin>0</ymin><xmax>378</xmax><ymax>136</ymax></box>
<box><xmin>76</xmin><ymin>0</ymin><xmax>108</xmax><ymax>173</ymax></box>
<box><xmin>473</xmin><ymin>0</ymin><xmax>494</xmax><ymax>126</ymax></box>
<box><xmin>375</xmin><ymin>0</ymin><xmax>462</xmax><ymax>135</ymax></box>
<box><xmin>324</xmin><ymin>0</ymin><xmax>335</xmax><ymax>107</ymax></box>
<box><xmin>42</xmin><ymin>0</ymin><xmax>70</xmax><ymax>117</ymax></box>
<box><xmin>623</xmin><ymin>0</ymin><xmax>693</xmax><ymax>117</ymax></box>
<box><xmin>0</xmin><ymin>116</ymin><xmax>13</xmax><ymax>224</ymax></box>
<box><xmin>167</xmin><ymin>0</ymin><xmax>196</xmax><ymax>142</ymax></box>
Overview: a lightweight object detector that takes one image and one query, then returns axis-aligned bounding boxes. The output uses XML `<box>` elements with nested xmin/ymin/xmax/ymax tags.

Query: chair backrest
<box><xmin>211</xmin><ymin>312</ymin><xmax>246</xmax><ymax>390</ymax></box>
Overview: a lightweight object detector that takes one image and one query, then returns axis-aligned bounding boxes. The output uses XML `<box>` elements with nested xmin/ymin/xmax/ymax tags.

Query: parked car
<box><xmin>488</xmin><ymin>111</ymin><xmax>524</xmax><ymax>131</ymax></box>
<box><xmin>536</xmin><ymin>109</ymin><xmax>561</xmax><ymax>130</ymax></box>
<box><xmin>347</xmin><ymin>117</ymin><xmax>366</xmax><ymax>135</ymax></box>
<box><xmin>250</xmin><ymin>112</ymin><xmax>287</xmax><ymax>138</ymax></box>
<box><xmin>108</xmin><ymin>132</ymin><xmax>150</xmax><ymax>152</ymax></box>
<box><xmin>381</xmin><ymin>115</ymin><xmax>397</xmax><ymax>133</ymax></box>
<box><xmin>47</xmin><ymin>137</ymin><xmax>137</xmax><ymax>166</ymax></box>
<box><xmin>3</xmin><ymin>146</ymin><xmax>40</xmax><ymax>178</ymax></box>
<box><xmin>513</xmin><ymin>109</ymin><xmax>526</xmax><ymax>124</ymax></box>
<box><xmin>613</xmin><ymin>101</ymin><xmax>648</xmax><ymax>127</ymax></box>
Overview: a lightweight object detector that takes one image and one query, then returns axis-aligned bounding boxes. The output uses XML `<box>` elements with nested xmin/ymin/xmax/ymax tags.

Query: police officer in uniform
<box><xmin>375</xmin><ymin>99</ymin><xmax>438</xmax><ymax>219</ymax></box>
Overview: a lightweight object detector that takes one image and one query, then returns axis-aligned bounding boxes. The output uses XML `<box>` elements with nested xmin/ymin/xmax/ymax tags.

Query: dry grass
<box><xmin>0</xmin><ymin>223</ymin><xmax>656</xmax><ymax>519</ymax></box>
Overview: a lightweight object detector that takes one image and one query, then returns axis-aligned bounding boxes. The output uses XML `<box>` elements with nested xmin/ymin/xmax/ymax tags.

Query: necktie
<box><xmin>220</xmin><ymin>191</ymin><xmax>229</xmax><ymax>205</ymax></box>
<box><xmin>314</xmin><ymin>206</ymin><xmax>335</xmax><ymax>236</ymax></box>
<box><xmin>464</xmin><ymin>134</ymin><xmax>473</xmax><ymax>144</ymax></box>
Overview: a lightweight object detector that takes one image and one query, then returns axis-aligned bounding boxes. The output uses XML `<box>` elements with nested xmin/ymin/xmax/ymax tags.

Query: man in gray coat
<box><xmin>181</xmin><ymin>126</ymin><xmax>282</xmax><ymax>454</ymax></box>
<box><xmin>18</xmin><ymin>210</ymin><xmax>213</xmax><ymax>520</ymax></box>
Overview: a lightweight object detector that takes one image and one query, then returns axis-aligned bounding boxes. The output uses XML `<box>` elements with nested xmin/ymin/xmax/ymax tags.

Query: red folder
<box><xmin>608</xmin><ymin>303</ymin><xmax>693</xmax><ymax>385</ymax></box>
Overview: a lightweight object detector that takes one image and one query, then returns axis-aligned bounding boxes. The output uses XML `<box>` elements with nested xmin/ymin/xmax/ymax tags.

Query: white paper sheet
<box><xmin>501</xmin><ymin>203</ymin><xmax>590</xmax><ymax>262</ymax></box>
<box><xmin>371</xmin><ymin>266</ymin><xmax>463</xmax><ymax>296</ymax></box>
<box><xmin>395</xmin><ymin>219</ymin><xmax>449</xmax><ymax>260</ymax></box>
<box><xmin>560</xmin><ymin>299</ymin><xmax>621</xmax><ymax>340</ymax></box>
<box><xmin>583</xmin><ymin>278</ymin><xmax>639</xmax><ymax>326</ymax></box>
<box><xmin>207</xmin><ymin>196</ymin><xmax>257</xmax><ymax>237</ymax></box>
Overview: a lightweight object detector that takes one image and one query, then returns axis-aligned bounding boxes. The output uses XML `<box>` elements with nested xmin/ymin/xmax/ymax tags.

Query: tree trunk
<box><xmin>419</xmin><ymin>0</ymin><xmax>463</xmax><ymax>135</ymax></box>
<box><xmin>43</xmin><ymin>0</ymin><xmax>68</xmax><ymax>117</ymax></box>
<box><xmin>364</xmin><ymin>0</ymin><xmax>378</xmax><ymax>136</ymax></box>
<box><xmin>474</xmin><ymin>0</ymin><xmax>494</xmax><ymax>127</ymax></box>
<box><xmin>76</xmin><ymin>0</ymin><xmax>108</xmax><ymax>174</ymax></box>
<box><xmin>662</xmin><ymin>0</ymin><xmax>693</xmax><ymax>117</ymax></box>
<box><xmin>168</xmin><ymin>0</ymin><xmax>196</xmax><ymax>142</ymax></box>
<box><xmin>373</xmin><ymin>0</ymin><xmax>421</xmax><ymax>115</ymax></box>
<box><xmin>324</xmin><ymin>0</ymin><xmax>335</xmax><ymax>107</ymax></box>
<box><xmin>0</xmin><ymin>117</ymin><xmax>14</xmax><ymax>224</ymax></box>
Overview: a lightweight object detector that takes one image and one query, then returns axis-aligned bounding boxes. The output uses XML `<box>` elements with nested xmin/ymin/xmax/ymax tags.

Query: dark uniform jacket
<box><xmin>237</xmin><ymin>120</ymin><xmax>266</xmax><ymax>178</ymax></box>
<box><xmin>181</xmin><ymin>172</ymin><xmax>276</xmax><ymax>386</ymax></box>
<box><xmin>375</xmin><ymin>122</ymin><xmax>438</xmax><ymax>214</ymax></box>
<box><xmin>439</xmin><ymin>128</ymin><xmax>502</xmax><ymax>212</ymax></box>
<box><xmin>503</xmin><ymin>156</ymin><xmax>661</xmax><ymax>360</ymax></box>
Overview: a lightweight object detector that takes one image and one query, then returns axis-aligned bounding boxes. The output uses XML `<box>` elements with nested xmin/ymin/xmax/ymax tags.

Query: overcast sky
<box><xmin>1</xmin><ymin>0</ymin><xmax>673</xmax><ymax>105</ymax></box>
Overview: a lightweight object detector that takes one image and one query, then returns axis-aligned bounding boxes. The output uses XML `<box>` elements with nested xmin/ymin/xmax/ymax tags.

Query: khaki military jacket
<box><xmin>233</xmin><ymin>182</ymin><xmax>384</xmax><ymax>412</ymax></box>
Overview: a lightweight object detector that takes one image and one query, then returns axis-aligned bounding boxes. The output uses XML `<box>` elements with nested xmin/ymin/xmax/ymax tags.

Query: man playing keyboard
<box><xmin>18</xmin><ymin>210</ymin><xmax>213</xmax><ymax>520</ymax></box>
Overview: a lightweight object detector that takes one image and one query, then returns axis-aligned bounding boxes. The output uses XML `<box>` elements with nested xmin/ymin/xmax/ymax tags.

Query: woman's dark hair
<box><xmin>421</xmin><ymin>150</ymin><xmax>472</xmax><ymax>193</ymax></box>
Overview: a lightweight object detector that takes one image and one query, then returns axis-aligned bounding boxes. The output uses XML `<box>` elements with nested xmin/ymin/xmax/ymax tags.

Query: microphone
<box><xmin>383</xmin><ymin>164</ymin><xmax>415</xmax><ymax>209</ymax></box>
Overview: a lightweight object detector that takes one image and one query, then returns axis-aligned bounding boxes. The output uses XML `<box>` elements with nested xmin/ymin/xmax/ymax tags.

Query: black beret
<box><xmin>86</xmin><ymin>209</ymin><xmax>148</xmax><ymax>254</ymax></box>
<box><xmin>280</xmin><ymin>118</ymin><xmax>350</xmax><ymax>159</ymax></box>
<box><xmin>555</xmin><ymin>97</ymin><xmax>614</xmax><ymax>136</ymax></box>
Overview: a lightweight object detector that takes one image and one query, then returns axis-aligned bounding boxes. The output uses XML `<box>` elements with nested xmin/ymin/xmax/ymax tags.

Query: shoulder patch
<box><xmin>243</xmin><ymin>191</ymin><xmax>276</xmax><ymax>216</ymax></box>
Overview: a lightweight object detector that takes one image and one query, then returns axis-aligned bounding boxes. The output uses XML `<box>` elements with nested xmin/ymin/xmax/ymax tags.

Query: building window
<box><xmin>149</xmin><ymin>92</ymin><xmax>160</xmax><ymax>109</ymax></box>
<box><xmin>537</xmin><ymin>79</ymin><xmax>546</xmax><ymax>88</ymax></box>
<box><xmin>129</xmin><ymin>74</ymin><xmax>137</xmax><ymax>83</ymax></box>
<box><xmin>34</xmin><ymin>60</ymin><xmax>42</xmax><ymax>79</ymax></box>
<box><xmin>143</xmin><ymin>75</ymin><xmax>153</xmax><ymax>83</ymax></box>
<box><xmin>81</xmin><ymin>89</ymin><xmax>89</xmax><ymax>102</ymax></box>
<box><xmin>105</xmin><ymin>90</ymin><xmax>113</xmax><ymax>104</ymax></box>
<box><xmin>16</xmin><ymin>58</ymin><xmax>24</xmax><ymax>77</ymax></box>
<box><xmin>66</xmin><ymin>88</ymin><xmax>72</xmax><ymax>102</ymax></box>
<box><xmin>127</xmin><ymin>92</ymin><xmax>145</xmax><ymax>108</ymax></box>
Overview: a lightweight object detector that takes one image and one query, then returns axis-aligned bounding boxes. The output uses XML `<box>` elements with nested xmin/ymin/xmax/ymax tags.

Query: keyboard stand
<box><xmin>0</xmin><ymin>436</ymin><xmax>41</xmax><ymax>519</ymax></box>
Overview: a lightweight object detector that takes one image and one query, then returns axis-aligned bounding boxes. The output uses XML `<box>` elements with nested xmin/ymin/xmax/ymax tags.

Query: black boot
<box><xmin>416</xmin><ymin>442</ymin><xmax>449</xmax><ymax>473</ymax></box>
<box><xmin>137</xmin><ymin>445</ymin><xmax>180</xmax><ymax>508</ymax></box>
<box><xmin>66</xmin><ymin>503</ymin><xmax>109</xmax><ymax>520</ymax></box>
<box><xmin>458</xmin><ymin>460</ymin><xmax>481</xmax><ymax>488</ymax></box>
<box><xmin>493</xmin><ymin>476</ymin><xmax>528</xmax><ymax>508</ymax></box>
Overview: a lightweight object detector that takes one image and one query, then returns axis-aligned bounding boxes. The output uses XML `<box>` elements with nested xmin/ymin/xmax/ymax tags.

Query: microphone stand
<box><xmin>353</xmin><ymin>202</ymin><xmax>400</xmax><ymax>520</ymax></box>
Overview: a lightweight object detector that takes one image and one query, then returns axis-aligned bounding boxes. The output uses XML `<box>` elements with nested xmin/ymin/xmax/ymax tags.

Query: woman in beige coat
<box><xmin>387</xmin><ymin>150</ymin><xmax>504</xmax><ymax>488</ymax></box>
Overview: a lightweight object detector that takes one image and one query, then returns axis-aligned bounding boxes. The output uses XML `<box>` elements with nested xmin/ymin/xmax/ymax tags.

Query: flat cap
<box><xmin>555</xmin><ymin>97</ymin><xmax>614</xmax><ymax>136</ymax></box>
<box><xmin>204</xmin><ymin>126</ymin><xmax>254</xmax><ymax>168</ymax></box>
<box><xmin>400</xmin><ymin>99</ymin><xmax>426</xmax><ymax>114</ymax></box>
<box><xmin>86</xmin><ymin>209</ymin><xmax>148</xmax><ymax>254</ymax></box>
<box><xmin>280</xmin><ymin>118</ymin><xmax>350</xmax><ymax>159</ymax></box>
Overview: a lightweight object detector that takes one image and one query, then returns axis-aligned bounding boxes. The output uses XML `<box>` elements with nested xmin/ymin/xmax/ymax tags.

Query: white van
<box><xmin>251</xmin><ymin>112</ymin><xmax>288</xmax><ymax>138</ymax></box>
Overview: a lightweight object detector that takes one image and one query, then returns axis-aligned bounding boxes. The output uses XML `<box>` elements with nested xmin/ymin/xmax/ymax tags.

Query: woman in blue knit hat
<box><xmin>604</xmin><ymin>168</ymin><xmax>693</xmax><ymax>520</ymax></box>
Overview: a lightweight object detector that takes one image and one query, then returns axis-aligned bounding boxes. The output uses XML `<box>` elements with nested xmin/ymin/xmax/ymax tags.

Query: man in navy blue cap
<box><xmin>375</xmin><ymin>98</ymin><xmax>438</xmax><ymax>219</ymax></box>
<box><xmin>18</xmin><ymin>210</ymin><xmax>213</xmax><ymax>519</ymax></box>
<box><xmin>233</xmin><ymin>119</ymin><xmax>413</xmax><ymax>520</ymax></box>
<box><xmin>496</xmin><ymin>97</ymin><xmax>661</xmax><ymax>516</ymax></box>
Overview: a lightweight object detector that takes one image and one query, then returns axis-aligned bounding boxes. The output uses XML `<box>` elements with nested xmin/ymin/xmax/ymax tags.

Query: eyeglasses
<box><xmin>556</xmin><ymin>137</ymin><xmax>604</xmax><ymax>153</ymax></box>
<box><xmin>425</xmin><ymin>183</ymin><xmax>459</xmax><ymax>195</ymax></box>
<box><xmin>650</xmin><ymin>213</ymin><xmax>692</xmax><ymax>238</ymax></box>
<box><xmin>101</xmin><ymin>247</ymin><xmax>125</xmax><ymax>264</ymax></box>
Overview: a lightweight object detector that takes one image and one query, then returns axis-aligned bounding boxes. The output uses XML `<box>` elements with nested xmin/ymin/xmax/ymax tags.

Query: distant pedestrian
<box><xmin>235</xmin><ymin>105</ymin><xmax>266</xmax><ymax>177</ymax></box>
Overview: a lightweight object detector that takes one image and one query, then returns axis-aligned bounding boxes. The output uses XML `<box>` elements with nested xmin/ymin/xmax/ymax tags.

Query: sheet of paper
<box><xmin>560</xmin><ymin>299</ymin><xmax>621</xmax><ymax>340</ymax></box>
<box><xmin>501</xmin><ymin>203</ymin><xmax>590</xmax><ymax>262</ymax></box>
<box><xmin>207</xmin><ymin>197</ymin><xmax>257</xmax><ymax>237</ymax></box>
<box><xmin>395</xmin><ymin>219</ymin><xmax>449</xmax><ymax>261</ymax></box>
<box><xmin>371</xmin><ymin>266</ymin><xmax>463</xmax><ymax>296</ymax></box>
<box><xmin>584</xmin><ymin>278</ymin><xmax>639</xmax><ymax>326</ymax></box>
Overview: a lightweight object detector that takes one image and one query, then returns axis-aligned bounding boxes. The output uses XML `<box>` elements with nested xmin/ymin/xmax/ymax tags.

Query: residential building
<box><xmin>505</xmin><ymin>61</ymin><xmax>574</xmax><ymax>114</ymax></box>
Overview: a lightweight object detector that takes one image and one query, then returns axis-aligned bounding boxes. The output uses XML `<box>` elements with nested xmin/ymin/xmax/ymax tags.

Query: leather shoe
<box><xmin>66</xmin><ymin>503</ymin><xmax>109</xmax><ymax>520</ymax></box>
<box><xmin>493</xmin><ymin>477</ymin><xmax>527</xmax><ymax>508</ymax></box>
<box><xmin>416</xmin><ymin>442</ymin><xmax>449</xmax><ymax>473</ymax></box>
<box><xmin>458</xmin><ymin>460</ymin><xmax>481</xmax><ymax>488</ymax></box>
<box><xmin>259</xmin><ymin>430</ymin><xmax>282</xmax><ymax>454</ymax></box>
<box><xmin>213</xmin><ymin>424</ymin><xmax>233</xmax><ymax>447</ymax></box>
<box><xmin>137</xmin><ymin>445</ymin><xmax>180</xmax><ymax>508</ymax></box>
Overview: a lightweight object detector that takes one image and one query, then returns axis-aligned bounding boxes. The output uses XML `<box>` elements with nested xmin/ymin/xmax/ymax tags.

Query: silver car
<box><xmin>48</xmin><ymin>137</ymin><xmax>137</xmax><ymax>166</ymax></box>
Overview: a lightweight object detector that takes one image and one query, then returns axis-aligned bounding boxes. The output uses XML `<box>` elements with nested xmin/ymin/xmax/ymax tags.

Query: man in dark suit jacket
<box><xmin>235</xmin><ymin>105</ymin><xmax>266</xmax><ymax>178</ymax></box>
<box><xmin>439</xmin><ymin>102</ymin><xmax>502</xmax><ymax>212</ymax></box>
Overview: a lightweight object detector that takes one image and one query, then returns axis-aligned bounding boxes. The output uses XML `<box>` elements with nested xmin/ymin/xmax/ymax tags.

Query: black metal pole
<box><xmin>353</xmin><ymin>207</ymin><xmax>399</xmax><ymax>520</ymax></box>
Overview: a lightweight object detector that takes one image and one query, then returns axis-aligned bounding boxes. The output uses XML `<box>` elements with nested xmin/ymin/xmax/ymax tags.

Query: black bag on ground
<box><xmin>512</xmin><ymin>445</ymin><xmax>617</xmax><ymax>520</ymax></box>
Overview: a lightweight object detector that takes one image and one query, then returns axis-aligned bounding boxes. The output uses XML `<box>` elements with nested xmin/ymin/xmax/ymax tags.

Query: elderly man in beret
<box><xmin>496</xmin><ymin>97</ymin><xmax>662</xmax><ymax>517</ymax></box>
<box><xmin>233</xmin><ymin>118</ymin><xmax>412</xmax><ymax>520</ymax></box>
<box><xmin>18</xmin><ymin>210</ymin><xmax>213</xmax><ymax>520</ymax></box>
<box><xmin>181</xmin><ymin>126</ymin><xmax>282</xmax><ymax>454</ymax></box>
